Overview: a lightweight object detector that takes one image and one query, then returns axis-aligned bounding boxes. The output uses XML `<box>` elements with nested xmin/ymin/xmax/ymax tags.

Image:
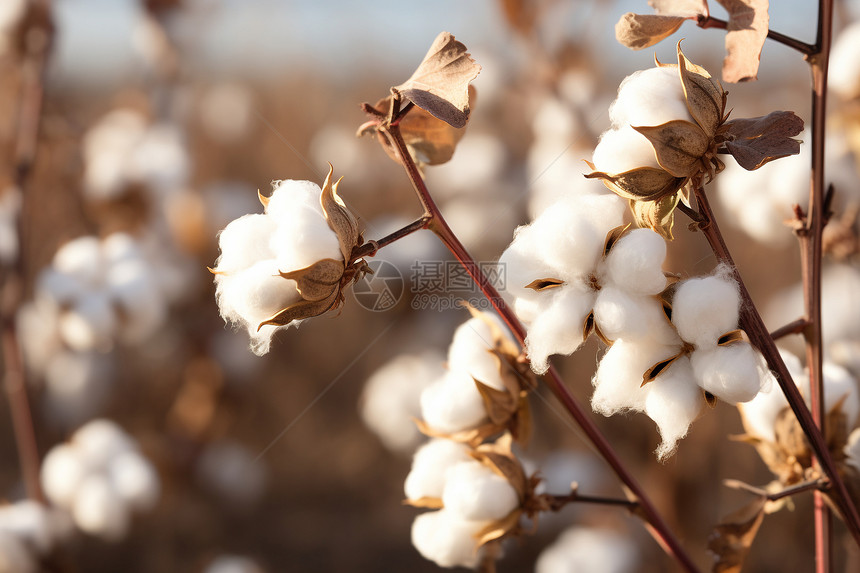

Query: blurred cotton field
<box><xmin>1</xmin><ymin>1</ymin><xmax>860</xmax><ymax>572</ymax></box>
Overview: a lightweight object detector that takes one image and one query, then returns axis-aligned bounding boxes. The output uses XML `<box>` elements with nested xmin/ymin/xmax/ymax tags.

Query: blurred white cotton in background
<box><xmin>535</xmin><ymin>526</ymin><xmax>637</xmax><ymax>573</ymax></box>
<box><xmin>205</xmin><ymin>555</ymin><xmax>267</xmax><ymax>573</ymax></box>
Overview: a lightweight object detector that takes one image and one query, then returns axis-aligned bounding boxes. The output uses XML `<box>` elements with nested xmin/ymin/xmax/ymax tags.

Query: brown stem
<box><xmin>695</xmin><ymin>14</ymin><xmax>815</xmax><ymax>55</ymax></box>
<box><xmin>690</xmin><ymin>186</ymin><xmax>860</xmax><ymax>549</ymax></box>
<box><xmin>724</xmin><ymin>478</ymin><xmax>829</xmax><ymax>502</ymax></box>
<box><xmin>350</xmin><ymin>216</ymin><xmax>431</xmax><ymax>260</ymax></box>
<box><xmin>380</xmin><ymin>121</ymin><xmax>701</xmax><ymax>573</ymax></box>
<box><xmin>770</xmin><ymin>318</ymin><xmax>811</xmax><ymax>341</ymax></box>
<box><xmin>543</xmin><ymin>492</ymin><xmax>639</xmax><ymax>511</ymax></box>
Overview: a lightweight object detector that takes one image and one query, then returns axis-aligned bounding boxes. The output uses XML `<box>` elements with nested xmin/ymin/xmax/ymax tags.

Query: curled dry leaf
<box><xmin>716</xmin><ymin>0</ymin><xmax>769</xmax><ymax>83</ymax></box>
<box><xmin>707</xmin><ymin>496</ymin><xmax>766</xmax><ymax>573</ymax></box>
<box><xmin>393</xmin><ymin>31</ymin><xmax>481</xmax><ymax>129</ymax></box>
<box><xmin>723</xmin><ymin>111</ymin><xmax>804</xmax><ymax>170</ymax></box>
<box><xmin>615</xmin><ymin>13</ymin><xmax>687</xmax><ymax>50</ymax></box>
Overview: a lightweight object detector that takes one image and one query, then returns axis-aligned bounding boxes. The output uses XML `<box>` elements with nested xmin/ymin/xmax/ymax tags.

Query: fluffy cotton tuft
<box><xmin>404</xmin><ymin>439</ymin><xmax>473</xmax><ymax>501</ymax></box>
<box><xmin>441</xmin><ymin>461</ymin><xmax>520</xmax><ymax>522</ymax></box>
<box><xmin>829</xmin><ymin>22</ymin><xmax>860</xmax><ymax>99</ymax></box>
<box><xmin>672</xmin><ymin>270</ymin><xmax>740</xmax><ymax>348</ymax></box>
<box><xmin>420</xmin><ymin>370</ymin><xmax>491</xmax><ymax>434</ymax></box>
<box><xmin>591</xmin><ymin>126</ymin><xmax>661</xmax><ymax>175</ymax></box>
<box><xmin>609</xmin><ymin>67</ymin><xmax>692</xmax><ymax>129</ymax></box>
<box><xmin>410</xmin><ymin>509</ymin><xmax>484</xmax><ymax>569</ymax></box>
<box><xmin>592</xmin><ymin>340</ymin><xmax>672</xmax><ymax>415</ymax></box>
<box><xmin>644</xmin><ymin>356</ymin><xmax>706</xmax><ymax>459</ymax></box>
<box><xmin>447</xmin><ymin>315</ymin><xmax>514</xmax><ymax>389</ymax></box>
<box><xmin>691</xmin><ymin>344</ymin><xmax>763</xmax><ymax>404</ymax></box>
<box><xmin>535</xmin><ymin>526</ymin><xmax>638</xmax><ymax>573</ymax></box>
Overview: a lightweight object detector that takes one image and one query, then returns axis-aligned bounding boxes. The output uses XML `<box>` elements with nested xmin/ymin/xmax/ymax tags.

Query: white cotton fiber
<box><xmin>410</xmin><ymin>509</ymin><xmax>483</xmax><ymax>569</ymax></box>
<box><xmin>404</xmin><ymin>438</ymin><xmax>473</xmax><ymax>501</ymax></box>
<box><xmin>108</xmin><ymin>451</ymin><xmax>160</xmax><ymax>511</ymax></box>
<box><xmin>59</xmin><ymin>293</ymin><xmax>117</xmax><ymax>352</ymax></box>
<box><xmin>73</xmin><ymin>419</ymin><xmax>136</xmax><ymax>469</ymax></box>
<box><xmin>420</xmin><ymin>370</ymin><xmax>488</xmax><ymax>434</ymax></box>
<box><xmin>536</xmin><ymin>526</ymin><xmax>637</xmax><ymax>573</ymax></box>
<box><xmin>672</xmin><ymin>272</ymin><xmax>740</xmax><ymax>348</ymax></box>
<box><xmin>829</xmin><ymin>21</ymin><xmax>860</xmax><ymax>99</ymax></box>
<box><xmin>643</xmin><ymin>356</ymin><xmax>705</xmax><ymax>460</ymax></box>
<box><xmin>219</xmin><ymin>260</ymin><xmax>299</xmax><ymax>328</ymax></box>
<box><xmin>591</xmin><ymin>126</ymin><xmax>661</xmax><ymax>175</ymax></box>
<box><xmin>592</xmin><ymin>340</ymin><xmax>675</xmax><ymax>415</ymax></box>
<box><xmin>447</xmin><ymin>316</ymin><xmax>512</xmax><ymax>389</ymax></box>
<box><xmin>526</xmin><ymin>286</ymin><xmax>596</xmax><ymax>374</ymax></box>
<box><xmin>442</xmin><ymin>461</ymin><xmax>519</xmax><ymax>522</ymax></box>
<box><xmin>265</xmin><ymin>179</ymin><xmax>325</xmax><ymax>225</ymax></box>
<box><xmin>216</xmin><ymin>214</ymin><xmax>277</xmax><ymax>274</ymax></box>
<box><xmin>41</xmin><ymin>444</ymin><xmax>88</xmax><ymax>508</ymax></box>
<box><xmin>53</xmin><ymin>236</ymin><xmax>104</xmax><ymax>287</ymax></box>
<box><xmin>593</xmin><ymin>287</ymin><xmax>677</xmax><ymax>344</ymax></box>
<box><xmin>72</xmin><ymin>475</ymin><xmax>130</xmax><ymax>541</ymax></box>
<box><xmin>609</xmin><ymin>67</ymin><xmax>692</xmax><ymax>129</ymax></box>
<box><xmin>602</xmin><ymin>229</ymin><xmax>667</xmax><ymax>295</ymax></box>
<box><xmin>530</xmin><ymin>204</ymin><xmax>605</xmax><ymax>278</ymax></box>
<box><xmin>692</xmin><ymin>344</ymin><xmax>763</xmax><ymax>404</ymax></box>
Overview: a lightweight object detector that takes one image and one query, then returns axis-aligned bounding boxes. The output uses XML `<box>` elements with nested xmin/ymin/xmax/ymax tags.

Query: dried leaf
<box><xmin>707</xmin><ymin>496</ymin><xmax>766</xmax><ymax>573</ymax></box>
<box><xmin>676</xmin><ymin>43</ymin><xmax>726</xmax><ymax>136</ymax></box>
<box><xmin>650</xmin><ymin>0</ymin><xmax>709</xmax><ymax>17</ymax></box>
<box><xmin>510</xmin><ymin>395</ymin><xmax>532</xmax><ymax>446</ymax></box>
<box><xmin>642</xmin><ymin>352</ymin><xmax>685</xmax><ymax>386</ymax></box>
<box><xmin>320</xmin><ymin>166</ymin><xmax>361</xmax><ymax>261</ymax></box>
<box><xmin>603</xmin><ymin>224</ymin><xmax>633</xmax><ymax>257</ymax></box>
<box><xmin>413</xmin><ymin>418</ymin><xmax>500</xmax><ymax>448</ymax></box>
<box><xmin>474</xmin><ymin>436</ymin><xmax>528</xmax><ymax>499</ymax></box>
<box><xmin>475</xmin><ymin>380</ymin><xmax>518</xmax><ymax>426</ymax></box>
<box><xmin>280</xmin><ymin>258</ymin><xmax>344</xmax><ymax>302</ymax></box>
<box><xmin>716</xmin><ymin>0</ymin><xmax>769</xmax><ymax>83</ymax></box>
<box><xmin>615</xmin><ymin>13</ymin><xmax>686</xmax><ymax>50</ymax></box>
<box><xmin>525</xmin><ymin>278</ymin><xmax>565</xmax><ymax>291</ymax></box>
<box><xmin>584</xmin><ymin>162</ymin><xmax>685</xmax><ymax>202</ymax></box>
<box><xmin>723</xmin><ymin>111</ymin><xmax>804</xmax><ymax>170</ymax></box>
<box><xmin>634</xmin><ymin>120</ymin><xmax>710</xmax><ymax>178</ymax></box>
<box><xmin>631</xmin><ymin>194</ymin><xmax>682</xmax><ymax>240</ymax></box>
<box><xmin>257</xmin><ymin>288</ymin><xmax>340</xmax><ymax>330</ymax></box>
<box><xmin>393</xmin><ymin>32</ymin><xmax>481</xmax><ymax>128</ymax></box>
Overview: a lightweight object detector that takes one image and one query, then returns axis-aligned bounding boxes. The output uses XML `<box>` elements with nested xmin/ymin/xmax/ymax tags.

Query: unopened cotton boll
<box><xmin>591</xmin><ymin>126</ymin><xmax>661</xmax><ymax>175</ymax></box>
<box><xmin>609</xmin><ymin>67</ymin><xmax>692</xmax><ymax>129</ymax></box>
<box><xmin>404</xmin><ymin>438</ymin><xmax>473</xmax><ymax>501</ymax></box>
<box><xmin>420</xmin><ymin>370</ymin><xmax>489</xmax><ymax>434</ymax></box>
<box><xmin>360</xmin><ymin>352</ymin><xmax>445</xmax><ymax>453</ymax></box>
<box><xmin>672</xmin><ymin>272</ymin><xmax>740</xmax><ymax>348</ymax></box>
<box><xmin>829</xmin><ymin>21</ymin><xmax>860</xmax><ymax>99</ymax></box>
<box><xmin>692</xmin><ymin>344</ymin><xmax>763</xmax><ymax>404</ymax></box>
<box><xmin>442</xmin><ymin>461</ymin><xmax>519</xmax><ymax>522</ymax></box>
<box><xmin>535</xmin><ymin>527</ymin><xmax>637</xmax><ymax>573</ymax></box>
<box><xmin>410</xmin><ymin>509</ymin><xmax>484</xmax><ymax>569</ymax></box>
<box><xmin>644</xmin><ymin>356</ymin><xmax>706</xmax><ymax>459</ymax></box>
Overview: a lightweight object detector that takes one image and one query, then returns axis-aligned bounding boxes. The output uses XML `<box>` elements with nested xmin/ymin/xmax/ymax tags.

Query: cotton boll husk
<box><xmin>692</xmin><ymin>344</ymin><xmax>763</xmax><ymax>404</ymax></box>
<box><xmin>644</xmin><ymin>356</ymin><xmax>705</xmax><ymax>460</ymax></box>
<box><xmin>671</xmin><ymin>272</ymin><xmax>740</xmax><ymax>348</ymax></box>
<box><xmin>497</xmin><ymin>235</ymin><xmax>561</xmax><ymax>324</ymax></box>
<box><xmin>591</xmin><ymin>126</ymin><xmax>661</xmax><ymax>175</ymax></box>
<box><xmin>71</xmin><ymin>475</ymin><xmax>130</xmax><ymax>541</ymax></box>
<box><xmin>410</xmin><ymin>509</ymin><xmax>484</xmax><ymax>569</ymax></box>
<box><xmin>108</xmin><ymin>451</ymin><xmax>160</xmax><ymax>511</ymax></box>
<box><xmin>59</xmin><ymin>293</ymin><xmax>117</xmax><ymax>352</ymax></box>
<box><xmin>602</xmin><ymin>229</ymin><xmax>667</xmax><ymax>295</ymax></box>
<box><xmin>610</xmin><ymin>67</ymin><xmax>692</xmax><ymax>129</ymax></box>
<box><xmin>0</xmin><ymin>532</ymin><xmax>35</xmax><ymax>573</ymax></box>
<box><xmin>829</xmin><ymin>21</ymin><xmax>860</xmax><ymax>99</ymax></box>
<box><xmin>593</xmin><ymin>287</ymin><xmax>678</xmax><ymax>344</ymax></box>
<box><xmin>205</xmin><ymin>555</ymin><xmax>267</xmax><ymax>573</ymax></box>
<box><xmin>216</xmin><ymin>259</ymin><xmax>300</xmax><ymax>328</ymax></box>
<box><xmin>442</xmin><ymin>460</ymin><xmax>520</xmax><ymax>522</ymax></box>
<box><xmin>264</xmin><ymin>180</ymin><xmax>325</xmax><ymax>225</ymax></box>
<box><xmin>41</xmin><ymin>443</ymin><xmax>88</xmax><ymax>508</ymax></box>
<box><xmin>404</xmin><ymin>438</ymin><xmax>473</xmax><ymax>501</ymax></box>
<box><xmin>535</xmin><ymin>527</ymin><xmax>637</xmax><ymax>573</ymax></box>
<box><xmin>360</xmin><ymin>351</ymin><xmax>445</xmax><ymax>454</ymax></box>
<box><xmin>845</xmin><ymin>429</ymin><xmax>860</xmax><ymax>472</ymax></box>
<box><xmin>525</xmin><ymin>285</ymin><xmax>596</xmax><ymax>374</ymax></box>
<box><xmin>592</xmin><ymin>340</ymin><xmax>678</xmax><ymax>415</ymax></box>
<box><xmin>420</xmin><ymin>370</ymin><xmax>488</xmax><ymax>434</ymax></box>
<box><xmin>447</xmin><ymin>315</ymin><xmax>512</xmax><ymax>390</ymax></box>
<box><xmin>72</xmin><ymin>420</ymin><xmax>135</xmax><ymax>470</ymax></box>
<box><xmin>215</xmin><ymin>214</ymin><xmax>277</xmax><ymax>274</ymax></box>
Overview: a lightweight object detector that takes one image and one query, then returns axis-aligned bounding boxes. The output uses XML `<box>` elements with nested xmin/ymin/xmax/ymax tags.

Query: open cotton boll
<box><xmin>442</xmin><ymin>461</ymin><xmax>520</xmax><ymax>522</ymax></box>
<box><xmin>0</xmin><ymin>532</ymin><xmax>35</xmax><ymax>573</ymax></box>
<box><xmin>644</xmin><ymin>356</ymin><xmax>705</xmax><ymax>459</ymax></box>
<box><xmin>215</xmin><ymin>214</ymin><xmax>278</xmax><ymax>274</ymax></box>
<box><xmin>592</xmin><ymin>126</ymin><xmax>661</xmax><ymax>175</ymax></box>
<box><xmin>360</xmin><ymin>352</ymin><xmax>445</xmax><ymax>454</ymax></box>
<box><xmin>420</xmin><ymin>370</ymin><xmax>489</xmax><ymax>434</ymax></box>
<box><xmin>592</xmin><ymin>340</ymin><xmax>675</xmax><ymax>415</ymax></box>
<box><xmin>601</xmin><ymin>229</ymin><xmax>667</xmax><ymax>295</ymax></box>
<box><xmin>72</xmin><ymin>475</ymin><xmax>130</xmax><ymax>541</ymax></box>
<box><xmin>269</xmin><ymin>215</ymin><xmax>342</xmax><ymax>272</ymax></box>
<box><xmin>447</xmin><ymin>315</ymin><xmax>512</xmax><ymax>390</ymax></box>
<box><xmin>692</xmin><ymin>344</ymin><xmax>764</xmax><ymax>404</ymax></box>
<box><xmin>593</xmin><ymin>287</ymin><xmax>677</xmax><ymax>344</ymax></box>
<box><xmin>609</xmin><ymin>67</ymin><xmax>692</xmax><ymax>129</ymax></box>
<box><xmin>527</xmin><ymin>202</ymin><xmax>606</xmax><ymax>277</ymax></box>
<box><xmin>737</xmin><ymin>350</ymin><xmax>802</xmax><ymax>442</ymax></box>
<box><xmin>108</xmin><ymin>451</ymin><xmax>160</xmax><ymax>511</ymax></box>
<box><xmin>404</xmin><ymin>438</ymin><xmax>473</xmax><ymax>501</ymax></box>
<box><xmin>411</xmin><ymin>509</ymin><xmax>484</xmax><ymax>569</ymax></box>
<box><xmin>536</xmin><ymin>527</ymin><xmax>637</xmax><ymax>573</ymax></box>
<box><xmin>41</xmin><ymin>444</ymin><xmax>88</xmax><ymax>508</ymax></box>
<box><xmin>829</xmin><ymin>21</ymin><xmax>860</xmax><ymax>99</ymax></box>
<box><xmin>671</xmin><ymin>272</ymin><xmax>740</xmax><ymax>348</ymax></box>
<box><xmin>73</xmin><ymin>419</ymin><xmax>136</xmax><ymax>470</ymax></box>
<box><xmin>526</xmin><ymin>286</ymin><xmax>596</xmax><ymax>374</ymax></box>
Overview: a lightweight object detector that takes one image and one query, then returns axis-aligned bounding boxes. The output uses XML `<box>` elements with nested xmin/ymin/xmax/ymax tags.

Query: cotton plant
<box><xmin>40</xmin><ymin>419</ymin><xmax>160</xmax><ymax>541</ymax></box>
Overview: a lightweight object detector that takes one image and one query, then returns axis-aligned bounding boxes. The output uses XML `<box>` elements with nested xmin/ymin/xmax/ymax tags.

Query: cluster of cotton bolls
<box><xmin>212</xmin><ymin>178</ymin><xmax>345</xmax><ymax>355</ymax></box>
<box><xmin>0</xmin><ymin>500</ymin><xmax>71</xmax><ymax>573</ymax></box>
<box><xmin>360</xmin><ymin>351</ymin><xmax>445</xmax><ymax>454</ymax></box>
<box><xmin>593</xmin><ymin>266</ymin><xmax>771</xmax><ymax>459</ymax></box>
<box><xmin>535</xmin><ymin>526</ymin><xmax>638</xmax><ymax>573</ymax></box>
<box><xmin>35</xmin><ymin>233</ymin><xmax>168</xmax><ymax>352</ymax></box>
<box><xmin>406</xmin><ymin>438</ymin><xmax>521</xmax><ymax>569</ymax></box>
<box><xmin>498</xmin><ymin>192</ymin><xmax>671</xmax><ymax>374</ymax></box>
<box><xmin>40</xmin><ymin>419</ymin><xmax>160</xmax><ymax>541</ymax></box>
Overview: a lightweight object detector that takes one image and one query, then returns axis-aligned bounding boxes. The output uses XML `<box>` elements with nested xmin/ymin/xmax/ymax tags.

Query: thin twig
<box><xmin>696</xmin><ymin>14</ymin><xmax>815</xmax><ymax>55</ymax></box>
<box><xmin>543</xmin><ymin>492</ymin><xmax>639</xmax><ymax>511</ymax></box>
<box><xmin>350</xmin><ymin>215</ymin><xmax>431</xmax><ymax>260</ymax></box>
<box><xmin>770</xmin><ymin>318</ymin><xmax>811</xmax><ymax>341</ymax></box>
<box><xmin>724</xmin><ymin>478</ymin><xmax>829</xmax><ymax>502</ymax></box>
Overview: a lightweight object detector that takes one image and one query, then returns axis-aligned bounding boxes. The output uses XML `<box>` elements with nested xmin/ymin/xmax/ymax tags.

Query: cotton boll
<box><xmin>671</xmin><ymin>273</ymin><xmax>740</xmax><ymax>348</ymax></box>
<box><xmin>37</xmin><ymin>268</ymin><xmax>86</xmax><ymax>306</ymax></box>
<box><xmin>73</xmin><ymin>419</ymin><xmax>135</xmax><ymax>470</ymax></box>
<box><xmin>217</xmin><ymin>260</ymin><xmax>299</xmax><ymax>329</ymax></box>
<box><xmin>591</xmin><ymin>126</ymin><xmax>661</xmax><ymax>175</ymax></box>
<box><xmin>602</xmin><ymin>229</ymin><xmax>667</xmax><ymax>295</ymax></box>
<box><xmin>265</xmin><ymin>180</ymin><xmax>325</xmax><ymax>225</ymax></box>
<box><xmin>360</xmin><ymin>351</ymin><xmax>445</xmax><ymax>453</ymax></box>
<box><xmin>526</xmin><ymin>286</ymin><xmax>596</xmax><ymax>374</ymax></box>
<box><xmin>205</xmin><ymin>555</ymin><xmax>266</xmax><ymax>573</ymax></box>
<box><xmin>447</xmin><ymin>316</ymin><xmax>512</xmax><ymax>390</ymax></box>
<box><xmin>404</xmin><ymin>438</ymin><xmax>473</xmax><ymax>501</ymax></box>
<box><xmin>592</xmin><ymin>340</ymin><xmax>675</xmax><ymax>415</ymax></box>
<box><xmin>215</xmin><ymin>214</ymin><xmax>277</xmax><ymax>274</ymax></box>
<box><xmin>420</xmin><ymin>370</ymin><xmax>488</xmax><ymax>434</ymax></box>
<box><xmin>59</xmin><ymin>293</ymin><xmax>117</xmax><ymax>352</ymax></box>
<box><xmin>593</xmin><ymin>287</ymin><xmax>677</xmax><ymax>344</ymax></box>
<box><xmin>41</xmin><ymin>444</ymin><xmax>88</xmax><ymax>508</ymax></box>
<box><xmin>535</xmin><ymin>527</ymin><xmax>637</xmax><ymax>573</ymax></box>
<box><xmin>527</xmin><ymin>200</ymin><xmax>606</xmax><ymax>276</ymax></box>
<box><xmin>829</xmin><ymin>22</ymin><xmax>860</xmax><ymax>99</ymax></box>
<box><xmin>108</xmin><ymin>451</ymin><xmax>160</xmax><ymax>511</ymax></box>
<box><xmin>692</xmin><ymin>344</ymin><xmax>763</xmax><ymax>404</ymax></box>
<box><xmin>410</xmin><ymin>509</ymin><xmax>484</xmax><ymax>569</ymax></box>
<box><xmin>442</xmin><ymin>461</ymin><xmax>519</xmax><ymax>522</ymax></box>
<box><xmin>72</xmin><ymin>475</ymin><xmax>130</xmax><ymax>541</ymax></box>
<box><xmin>644</xmin><ymin>356</ymin><xmax>705</xmax><ymax>460</ymax></box>
<box><xmin>610</xmin><ymin>67</ymin><xmax>691</xmax><ymax>129</ymax></box>
<box><xmin>0</xmin><ymin>532</ymin><xmax>35</xmax><ymax>573</ymax></box>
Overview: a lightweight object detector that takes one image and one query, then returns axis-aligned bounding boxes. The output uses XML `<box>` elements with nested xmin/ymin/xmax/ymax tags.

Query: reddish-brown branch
<box><xmin>380</xmin><ymin>120</ymin><xmax>701</xmax><ymax>573</ymax></box>
<box><xmin>695</xmin><ymin>14</ymin><xmax>815</xmax><ymax>55</ymax></box>
<box><xmin>770</xmin><ymin>318</ymin><xmax>811</xmax><ymax>341</ymax></box>
<box><xmin>351</xmin><ymin>216</ymin><xmax>431</xmax><ymax>261</ymax></box>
